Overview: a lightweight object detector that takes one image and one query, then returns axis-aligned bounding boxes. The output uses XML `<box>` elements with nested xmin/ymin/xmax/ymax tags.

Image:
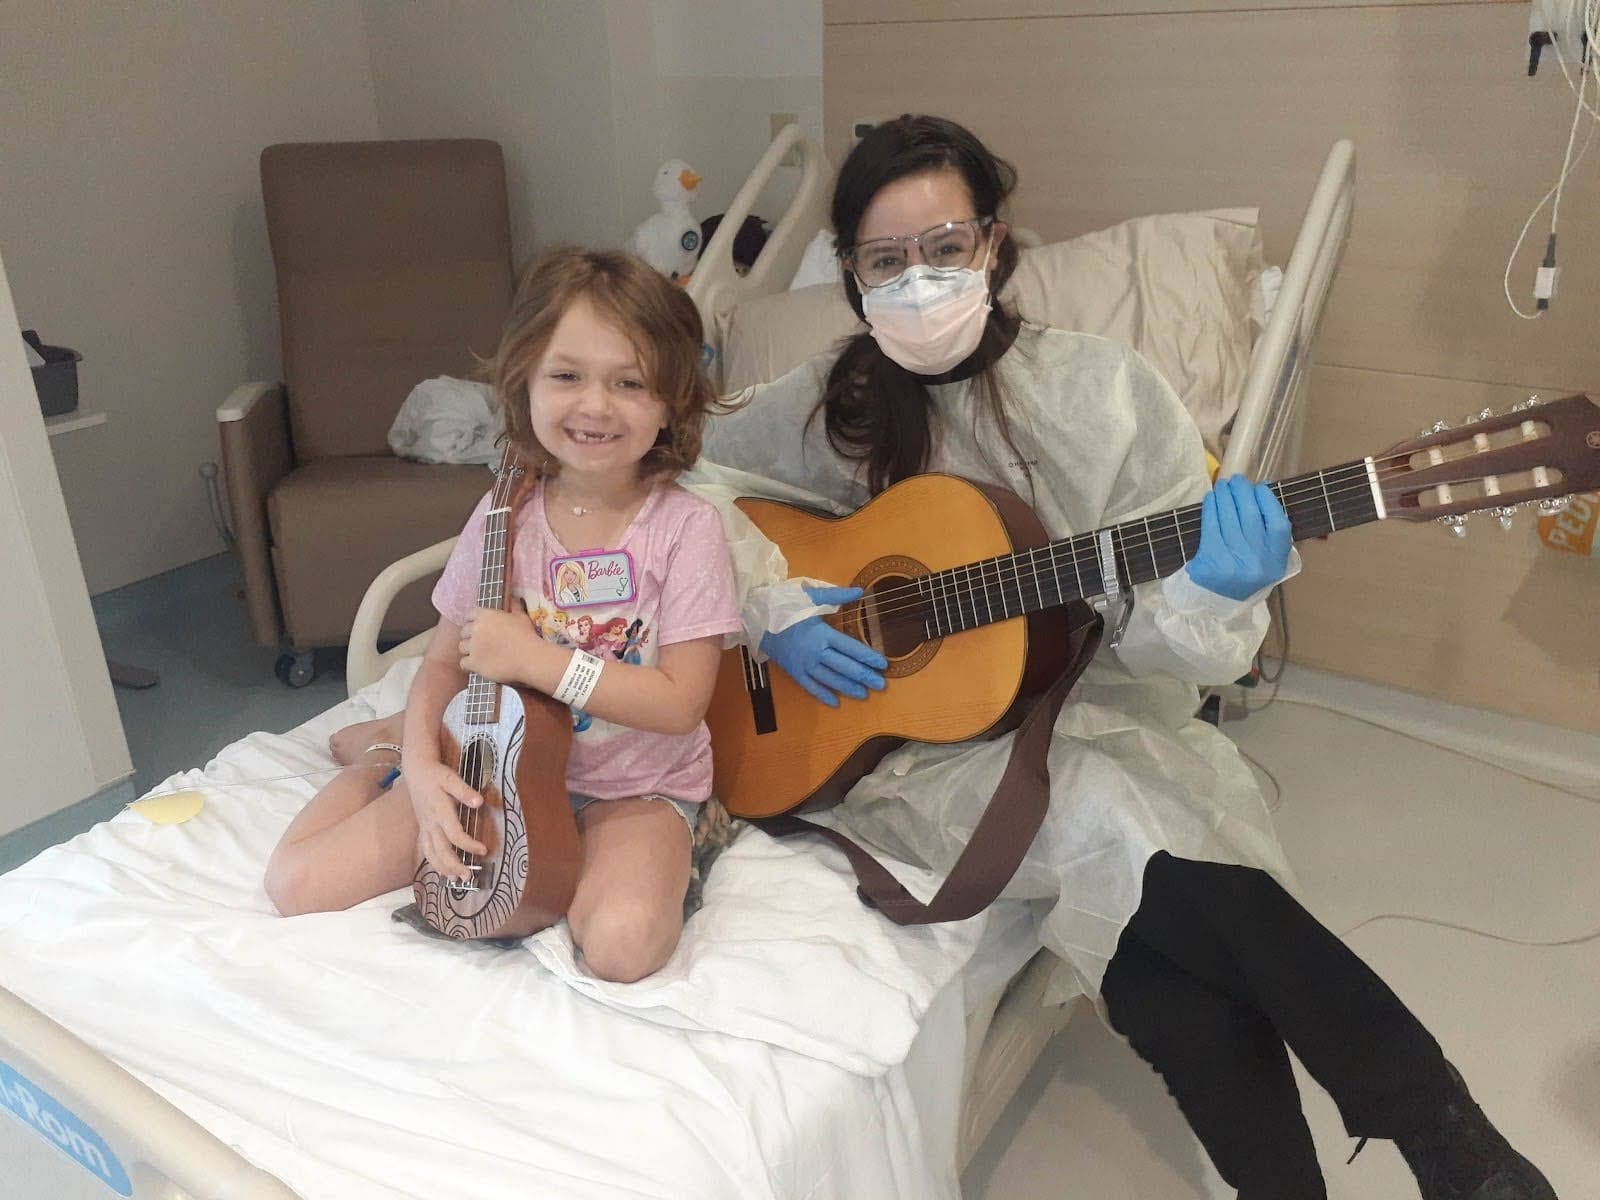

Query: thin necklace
<box><xmin>549</xmin><ymin>480</ymin><xmax>630</xmax><ymax>518</ymax></box>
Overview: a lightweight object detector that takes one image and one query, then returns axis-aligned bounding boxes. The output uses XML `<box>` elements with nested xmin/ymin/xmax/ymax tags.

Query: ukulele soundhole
<box><xmin>848</xmin><ymin>555</ymin><xmax>940</xmax><ymax>679</ymax></box>
<box><xmin>449</xmin><ymin>735</ymin><xmax>500</xmax><ymax>904</ymax></box>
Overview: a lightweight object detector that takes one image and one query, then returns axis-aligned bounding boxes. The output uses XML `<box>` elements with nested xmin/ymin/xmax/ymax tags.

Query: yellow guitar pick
<box><xmin>127</xmin><ymin>790</ymin><xmax>205</xmax><ymax>825</ymax></box>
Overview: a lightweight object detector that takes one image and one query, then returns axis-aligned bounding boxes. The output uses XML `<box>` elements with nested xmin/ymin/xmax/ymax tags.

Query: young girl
<box><xmin>264</xmin><ymin>247</ymin><xmax>743</xmax><ymax>984</ymax></box>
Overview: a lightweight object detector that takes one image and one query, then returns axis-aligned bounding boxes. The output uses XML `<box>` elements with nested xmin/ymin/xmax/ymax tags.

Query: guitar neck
<box><xmin>921</xmin><ymin>459</ymin><xmax>1379</xmax><ymax>638</ymax></box>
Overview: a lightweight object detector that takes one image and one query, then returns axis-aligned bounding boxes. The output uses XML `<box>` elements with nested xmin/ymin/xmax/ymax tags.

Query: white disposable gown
<box><xmin>687</xmin><ymin>325</ymin><xmax>1300</xmax><ymax>1002</ymax></box>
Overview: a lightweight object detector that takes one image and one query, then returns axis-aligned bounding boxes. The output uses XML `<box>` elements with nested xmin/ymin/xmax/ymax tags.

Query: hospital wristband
<box><xmin>553</xmin><ymin>649</ymin><xmax>604</xmax><ymax>709</ymax></box>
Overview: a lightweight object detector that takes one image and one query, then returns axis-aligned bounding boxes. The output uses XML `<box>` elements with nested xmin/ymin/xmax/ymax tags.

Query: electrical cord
<box><xmin>1234</xmin><ymin>689</ymin><xmax>1600</xmax><ymax>948</ymax></box>
<box><xmin>1506</xmin><ymin>0</ymin><xmax>1600</xmax><ymax>318</ymax></box>
<box><xmin>1261</xmin><ymin>696</ymin><xmax>1600</xmax><ymax>804</ymax></box>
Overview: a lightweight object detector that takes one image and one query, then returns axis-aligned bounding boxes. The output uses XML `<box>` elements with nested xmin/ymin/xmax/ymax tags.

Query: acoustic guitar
<box><xmin>707</xmin><ymin>394</ymin><xmax>1600</xmax><ymax>819</ymax></box>
<box><xmin>413</xmin><ymin>452</ymin><xmax>583</xmax><ymax>940</ymax></box>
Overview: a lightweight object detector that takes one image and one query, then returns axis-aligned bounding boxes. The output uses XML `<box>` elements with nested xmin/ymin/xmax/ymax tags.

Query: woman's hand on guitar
<box><xmin>459</xmin><ymin>605</ymin><xmax>540</xmax><ymax>684</ymax></box>
<box><xmin>759</xmin><ymin>585</ymin><xmax>889</xmax><ymax>708</ymax></box>
<box><xmin>405</xmin><ymin>757</ymin><xmax>486</xmax><ymax>881</ymax></box>
<box><xmin>1185</xmin><ymin>475</ymin><xmax>1293</xmax><ymax>601</ymax></box>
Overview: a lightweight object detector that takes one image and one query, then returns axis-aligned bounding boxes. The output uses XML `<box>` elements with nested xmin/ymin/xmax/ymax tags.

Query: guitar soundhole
<box><xmin>848</xmin><ymin>556</ymin><xmax>940</xmax><ymax>679</ymax></box>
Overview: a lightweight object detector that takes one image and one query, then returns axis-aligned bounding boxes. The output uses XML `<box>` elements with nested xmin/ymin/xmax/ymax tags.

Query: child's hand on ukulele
<box><xmin>404</xmin><ymin>756</ymin><xmax>486</xmax><ymax>881</ymax></box>
<box><xmin>458</xmin><ymin>605</ymin><xmax>541</xmax><ymax>685</ymax></box>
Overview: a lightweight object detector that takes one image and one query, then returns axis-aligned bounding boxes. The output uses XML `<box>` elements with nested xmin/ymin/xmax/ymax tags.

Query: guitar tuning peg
<box><xmin>1511</xmin><ymin>394</ymin><xmax>1542</xmax><ymax>414</ymax></box>
<box><xmin>1430</xmin><ymin>419</ymin><xmax>1451</xmax><ymax>433</ymax></box>
<box><xmin>1496</xmin><ymin>506</ymin><xmax>1518</xmax><ymax>530</ymax></box>
<box><xmin>1438</xmin><ymin>514</ymin><xmax>1469</xmax><ymax>538</ymax></box>
<box><xmin>1474</xmin><ymin>408</ymin><xmax>1494</xmax><ymax>423</ymax></box>
<box><xmin>1537</xmin><ymin>496</ymin><xmax>1570</xmax><ymax>515</ymax></box>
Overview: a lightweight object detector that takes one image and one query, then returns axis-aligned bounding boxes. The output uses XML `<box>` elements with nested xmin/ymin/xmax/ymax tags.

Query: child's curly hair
<box><xmin>490</xmin><ymin>247</ymin><xmax>715</xmax><ymax>479</ymax></box>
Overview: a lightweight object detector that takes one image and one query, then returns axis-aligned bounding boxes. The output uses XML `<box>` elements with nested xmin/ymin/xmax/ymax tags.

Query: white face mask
<box><xmin>860</xmin><ymin>241</ymin><xmax>993</xmax><ymax>376</ymax></box>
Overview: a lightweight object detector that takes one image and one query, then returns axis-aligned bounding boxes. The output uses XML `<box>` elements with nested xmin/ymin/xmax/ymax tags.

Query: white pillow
<box><xmin>718</xmin><ymin>208</ymin><xmax>1265</xmax><ymax>456</ymax></box>
<box><xmin>788</xmin><ymin>229</ymin><xmax>839</xmax><ymax>290</ymax></box>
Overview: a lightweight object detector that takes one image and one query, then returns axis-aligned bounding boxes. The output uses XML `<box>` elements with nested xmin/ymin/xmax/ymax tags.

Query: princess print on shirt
<box><xmin>519</xmin><ymin>584</ymin><xmax>655</xmax><ymax>734</ymax></box>
<box><xmin>620</xmin><ymin>618</ymin><xmax>650</xmax><ymax>665</ymax></box>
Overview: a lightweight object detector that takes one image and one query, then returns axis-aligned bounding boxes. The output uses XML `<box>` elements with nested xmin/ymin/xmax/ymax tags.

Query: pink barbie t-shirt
<box><xmin>432</xmin><ymin>479</ymin><xmax>742</xmax><ymax>803</ymax></box>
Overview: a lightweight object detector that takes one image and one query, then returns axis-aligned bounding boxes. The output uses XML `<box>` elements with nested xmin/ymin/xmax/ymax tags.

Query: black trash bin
<box><xmin>23</xmin><ymin>329</ymin><xmax>82</xmax><ymax>418</ymax></box>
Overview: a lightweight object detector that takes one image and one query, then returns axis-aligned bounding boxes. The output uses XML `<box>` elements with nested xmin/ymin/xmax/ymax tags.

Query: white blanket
<box><xmin>387</xmin><ymin>376</ymin><xmax>502</xmax><ymax>465</ymax></box>
<box><xmin>0</xmin><ymin>662</ymin><xmax>1021</xmax><ymax>1198</ymax></box>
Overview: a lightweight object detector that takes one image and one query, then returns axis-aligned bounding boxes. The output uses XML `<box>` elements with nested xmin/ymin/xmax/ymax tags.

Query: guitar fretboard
<box><xmin>916</xmin><ymin>459</ymin><xmax>1378</xmax><ymax>639</ymax></box>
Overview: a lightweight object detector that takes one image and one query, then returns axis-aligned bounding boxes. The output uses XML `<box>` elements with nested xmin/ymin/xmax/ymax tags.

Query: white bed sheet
<box><xmin>0</xmin><ymin>664</ymin><xmax>1040</xmax><ymax>1199</ymax></box>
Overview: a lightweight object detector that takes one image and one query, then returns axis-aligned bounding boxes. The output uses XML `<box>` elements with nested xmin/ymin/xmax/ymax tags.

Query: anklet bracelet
<box><xmin>364</xmin><ymin>741</ymin><xmax>402</xmax><ymax>760</ymax></box>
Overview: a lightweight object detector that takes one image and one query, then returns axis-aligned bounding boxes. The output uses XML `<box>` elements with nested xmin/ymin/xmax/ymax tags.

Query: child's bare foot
<box><xmin>329</xmin><ymin>714</ymin><xmax>404</xmax><ymax>765</ymax></box>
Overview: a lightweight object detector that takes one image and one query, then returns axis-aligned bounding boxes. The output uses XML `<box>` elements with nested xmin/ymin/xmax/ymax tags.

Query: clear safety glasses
<box><xmin>843</xmin><ymin>217</ymin><xmax>995</xmax><ymax>290</ymax></box>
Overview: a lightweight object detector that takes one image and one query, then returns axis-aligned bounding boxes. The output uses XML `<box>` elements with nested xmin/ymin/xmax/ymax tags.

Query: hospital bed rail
<box><xmin>0</xmin><ymin>984</ymin><xmax>300</xmax><ymax>1199</ymax></box>
<box><xmin>0</xmin><ymin>136</ymin><xmax>1355</xmax><ymax>1198</ymax></box>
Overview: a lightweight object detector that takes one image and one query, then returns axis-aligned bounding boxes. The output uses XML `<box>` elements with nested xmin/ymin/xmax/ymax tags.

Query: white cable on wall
<box><xmin>1506</xmin><ymin>0</ymin><xmax>1600</xmax><ymax>317</ymax></box>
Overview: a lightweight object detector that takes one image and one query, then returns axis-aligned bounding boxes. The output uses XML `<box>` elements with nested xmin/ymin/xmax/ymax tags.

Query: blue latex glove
<box><xmin>1185</xmin><ymin>475</ymin><xmax>1293</xmax><ymax>601</ymax></box>
<box><xmin>760</xmin><ymin>585</ymin><xmax>888</xmax><ymax>708</ymax></box>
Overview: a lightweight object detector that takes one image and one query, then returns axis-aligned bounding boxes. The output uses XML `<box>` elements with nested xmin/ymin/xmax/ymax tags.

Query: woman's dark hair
<box><xmin>819</xmin><ymin>115</ymin><xmax>1024</xmax><ymax>495</ymax></box>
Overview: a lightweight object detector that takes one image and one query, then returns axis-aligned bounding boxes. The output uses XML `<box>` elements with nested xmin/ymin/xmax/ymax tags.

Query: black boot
<box><xmin>1394</xmin><ymin>1064</ymin><xmax>1557</xmax><ymax>1199</ymax></box>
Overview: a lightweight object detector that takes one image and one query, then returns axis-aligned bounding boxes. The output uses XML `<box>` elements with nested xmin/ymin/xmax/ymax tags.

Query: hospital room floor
<box><xmin>7</xmin><ymin>552</ymin><xmax>1597</xmax><ymax>1198</ymax></box>
<box><xmin>964</xmin><ymin>679</ymin><xmax>1600</xmax><ymax>1199</ymax></box>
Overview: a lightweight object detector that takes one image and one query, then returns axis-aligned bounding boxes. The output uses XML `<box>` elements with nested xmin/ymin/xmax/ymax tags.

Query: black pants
<box><xmin>1100</xmin><ymin>852</ymin><xmax>1456</xmax><ymax>1199</ymax></box>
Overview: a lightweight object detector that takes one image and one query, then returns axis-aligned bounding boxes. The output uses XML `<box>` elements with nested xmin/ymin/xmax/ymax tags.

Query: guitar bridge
<box><xmin>741</xmin><ymin>646</ymin><xmax>778</xmax><ymax>735</ymax></box>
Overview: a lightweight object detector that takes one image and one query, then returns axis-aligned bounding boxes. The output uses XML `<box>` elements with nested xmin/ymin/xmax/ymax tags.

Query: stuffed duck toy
<box><xmin>627</xmin><ymin>159</ymin><xmax>703</xmax><ymax>281</ymax></box>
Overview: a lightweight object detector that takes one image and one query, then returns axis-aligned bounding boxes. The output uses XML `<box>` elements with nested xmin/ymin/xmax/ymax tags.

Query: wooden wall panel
<box><xmin>1289</xmin><ymin>366</ymin><xmax>1598</xmax><ymax>732</ymax></box>
<box><xmin>828</xmin><ymin>0</ymin><xmax>1511</xmax><ymax>23</ymax></box>
<box><xmin>824</xmin><ymin>2</ymin><xmax>1600</xmax><ymax>732</ymax></box>
<box><xmin>826</xmin><ymin>6</ymin><xmax>1599</xmax><ymax>392</ymax></box>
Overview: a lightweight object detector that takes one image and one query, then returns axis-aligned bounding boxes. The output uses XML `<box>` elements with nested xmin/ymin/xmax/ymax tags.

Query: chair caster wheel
<box><xmin>275</xmin><ymin>651</ymin><xmax>316</xmax><ymax>688</ymax></box>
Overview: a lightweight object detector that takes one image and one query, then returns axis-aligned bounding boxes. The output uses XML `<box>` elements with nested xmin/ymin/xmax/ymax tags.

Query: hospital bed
<box><xmin>0</xmin><ymin>131</ymin><xmax>1353</xmax><ymax>1199</ymax></box>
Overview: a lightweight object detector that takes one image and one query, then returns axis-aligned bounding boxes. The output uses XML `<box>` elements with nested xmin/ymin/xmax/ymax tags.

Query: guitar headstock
<box><xmin>1375</xmin><ymin>394</ymin><xmax>1600</xmax><ymax>528</ymax></box>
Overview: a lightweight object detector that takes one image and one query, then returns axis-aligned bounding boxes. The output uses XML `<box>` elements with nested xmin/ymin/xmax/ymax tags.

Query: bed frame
<box><xmin>0</xmin><ymin>129</ymin><xmax>1353</xmax><ymax>1199</ymax></box>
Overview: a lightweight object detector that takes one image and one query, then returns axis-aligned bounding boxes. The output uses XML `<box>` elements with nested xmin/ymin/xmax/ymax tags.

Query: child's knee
<box><xmin>263</xmin><ymin>846</ymin><xmax>317</xmax><ymax>917</ymax></box>
<box><xmin>572</xmin><ymin>900</ymin><xmax>680</xmax><ymax>983</ymax></box>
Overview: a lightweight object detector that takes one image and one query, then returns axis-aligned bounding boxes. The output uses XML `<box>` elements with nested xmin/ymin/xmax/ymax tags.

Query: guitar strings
<box><xmin>819</xmin><ymin>450</ymin><xmax>1558</xmax><ymax>629</ymax></box>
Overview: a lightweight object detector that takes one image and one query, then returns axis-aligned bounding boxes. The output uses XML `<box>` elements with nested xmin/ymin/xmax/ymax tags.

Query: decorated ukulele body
<box><xmin>413</xmin><ymin>454</ymin><xmax>582</xmax><ymax>940</ymax></box>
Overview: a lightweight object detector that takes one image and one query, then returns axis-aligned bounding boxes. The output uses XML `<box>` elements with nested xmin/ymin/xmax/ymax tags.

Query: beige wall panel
<box><xmin>1287</xmin><ymin>365</ymin><xmax>1598</xmax><ymax>733</ymax></box>
<box><xmin>828</xmin><ymin>1</ymin><xmax>1508</xmax><ymax>24</ymax></box>
<box><xmin>824</xmin><ymin>5</ymin><xmax>1600</xmax><ymax>392</ymax></box>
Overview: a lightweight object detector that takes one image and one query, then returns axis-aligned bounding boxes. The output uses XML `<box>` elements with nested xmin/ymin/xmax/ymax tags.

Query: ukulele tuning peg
<box><xmin>1438</xmin><ymin>514</ymin><xmax>1470</xmax><ymax>538</ymax></box>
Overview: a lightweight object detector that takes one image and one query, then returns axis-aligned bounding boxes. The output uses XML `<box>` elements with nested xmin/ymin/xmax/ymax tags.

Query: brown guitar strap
<box><xmin>752</xmin><ymin>606</ymin><xmax>1104</xmax><ymax>926</ymax></box>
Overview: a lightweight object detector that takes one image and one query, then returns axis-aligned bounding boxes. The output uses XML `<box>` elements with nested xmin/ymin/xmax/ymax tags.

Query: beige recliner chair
<box><xmin>219</xmin><ymin>139</ymin><xmax>513</xmax><ymax>685</ymax></box>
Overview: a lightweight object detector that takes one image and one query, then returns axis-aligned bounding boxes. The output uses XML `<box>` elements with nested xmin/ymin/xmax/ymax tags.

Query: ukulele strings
<box><xmin>457</xmin><ymin>457</ymin><xmax>524</xmax><ymax>874</ymax></box>
<box><xmin>823</xmin><ymin>449</ymin><xmax>1548</xmax><ymax>629</ymax></box>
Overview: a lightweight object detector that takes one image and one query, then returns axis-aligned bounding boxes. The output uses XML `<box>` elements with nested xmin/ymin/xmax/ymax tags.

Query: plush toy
<box><xmin>627</xmin><ymin>159</ymin><xmax>702</xmax><ymax>281</ymax></box>
<box><xmin>699</xmin><ymin>212</ymin><xmax>772</xmax><ymax>275</ymax></box>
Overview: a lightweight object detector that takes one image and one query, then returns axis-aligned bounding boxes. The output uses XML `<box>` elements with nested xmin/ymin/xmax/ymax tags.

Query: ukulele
<box><xmin>707</xmin><ymin>394</ymin><xmax>1600</xmax><ymax>819</ymax></box>
<box><xmin>413</xmin><ymin>451</ymin><xmax>583</xmax><ymax>940</ymax></box>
